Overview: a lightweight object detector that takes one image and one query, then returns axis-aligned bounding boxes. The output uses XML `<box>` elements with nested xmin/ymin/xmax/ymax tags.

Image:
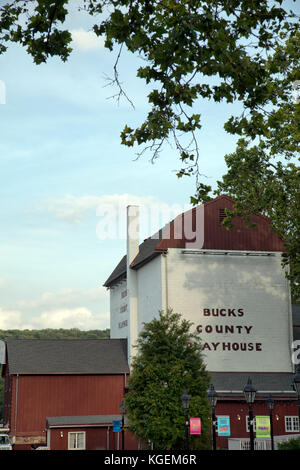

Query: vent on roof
<box><xmin>219</xmin><ymin>208</ymin><xmax>226</xmax><ymax>224</ymax></box>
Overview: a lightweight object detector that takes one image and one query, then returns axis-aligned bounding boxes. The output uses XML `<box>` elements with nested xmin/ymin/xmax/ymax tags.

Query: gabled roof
<box><xmin>5</xmin><ymin>339</ymin><xmax>129</xmax><ymax>375</ymax></box>
<box><xmin>104</xmin><ymin>195</ymin><xmax>285</xmax><ymax>288</ymax></box>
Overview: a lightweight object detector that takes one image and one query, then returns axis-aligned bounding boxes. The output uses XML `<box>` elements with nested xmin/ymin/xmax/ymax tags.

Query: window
<box><xmin>285</xmin><ymin>416</ymin><xmax>299</xmax><ymax>433</ymax></box>
<box><xmin>219</xmin><ymin>208</ymin><xmax>226</xmax><ymax>224</ymax></box>
<box><xmin>120</xmin><ymin>305</ymin><xmax>127</xmax><ymax>313</ymax></box>
<box><xmin>68</xmin><ymin>432</ymin><xmax>86</xmax><ymax>450</ymax></box>
<box><xmin>121</xmin><ymin>289</ymin><xmax>127</xmax><ymax>298</ymax></box>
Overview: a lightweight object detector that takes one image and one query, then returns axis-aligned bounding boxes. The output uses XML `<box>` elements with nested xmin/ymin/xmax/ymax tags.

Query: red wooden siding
<box><xmin>202</xmin><ymin>196</ymin><xmax>285</xmax><ymax>252</ymax></box>
<box><xmin>10</xmin><ymin>374</ymin><xmax>126</xmax><ymax>438</ymax></box>
<box><xmin>49</xmin><ymin>426</ymin><xmax>141</xmax><ymax>450</ymax></box>
<box><xmin>214</xmin><ymin>399</ymin><xmax>298</xmax><ymax>449</ymax></box>
<box><xmin>155</xmin><ymin>196</ymin><xmax>285</xmax><ymax>253</ymax></box>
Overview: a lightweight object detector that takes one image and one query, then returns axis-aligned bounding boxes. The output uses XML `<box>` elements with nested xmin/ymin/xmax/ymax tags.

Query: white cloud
<box><xmin>36</xmin><ymin>193</ymin><xmax>164</xmax><ymax>224</ymax></box>
<box><xmin>16</xmin><ymin>287</ymin><xmax>106</xmax><ymax>310</ymax></box>
<box><xmin>1</xmin><ymin>287</ymin><xmax>110</xmax><ymax>331</ymax></box>
<box><xmin>26</xmin><ymin>307</ymin><xmax>109</xmax><ymax>331</ymax></box>
<box><xmin>0</xmin><ymin>305</ymin><xmax>109</xmax><ymax>331</ymax></box>
<box><xmin>0</xmin><ymin>308</ymin><xmax>23</xmax><ymax>329</ymax></box>
<box><xmin>71</xmin><ymin>29</ymin><xmax>105</xmax><ymax>51</ymax></box>
<box><xmin>30</xmin><ymin>193</ymin><xmax>192</xmax><ymax>240</ymax></box>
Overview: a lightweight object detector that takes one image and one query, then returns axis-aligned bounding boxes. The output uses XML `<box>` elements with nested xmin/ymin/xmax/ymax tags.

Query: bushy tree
<box><xmin>125</xmin><ymin>309</ymin><xmax>211</xmax><ymax>450</ymax></box>
<box><xmin>278</xmin><ymin>437</ymin><xmax>300</xmax><ymax>450</ymax></box>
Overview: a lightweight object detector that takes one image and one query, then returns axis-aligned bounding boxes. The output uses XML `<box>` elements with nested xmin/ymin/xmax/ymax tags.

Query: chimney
<box><xmin>126</xmin><ymin>206</ymin><xmax>139</xmax><ymax>365</ymax></box>
<box><xmin>127</xmin><ymin>205</ymin><xmax>140</xmax><ymax>266</ymax></box>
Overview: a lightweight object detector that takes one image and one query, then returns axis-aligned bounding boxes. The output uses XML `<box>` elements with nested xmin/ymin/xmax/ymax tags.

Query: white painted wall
<box><xmin>109</xmin><ymin>280</ymin><xmax>129</xmax><ymax>340</ymax></box>
<box><xmin>166</xmin><ymin>249</ymin><xmax>293</xmax><ymax>373</ymax></box>
<box><xmin>109</xmin><ymin>248</ymin><xmax>293</xmax><ymax>373</ymax></box>
<box><xmin>137</xmin><ymin>255</ymin><xmax>163</xmax><ymax>331</ymax></box>
<box><xmin>109</xmin><ymin>256</ymin><xmax>163</xmax><ymax>350</ymax></box>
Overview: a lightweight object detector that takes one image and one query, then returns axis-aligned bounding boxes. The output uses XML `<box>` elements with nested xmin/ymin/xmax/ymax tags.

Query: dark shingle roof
<box><xmin>6</xmin><ymin>339</ymin><xmax>129</xmax><ymax>375</ymax></box>
<box><xmin>210</xmin><ymin>372</ymin><xmax>296</xmax><ymax>395</ymax></box>
<box><xmin>103</xmin><ymin>235</ymin><xmax>163</xmax><ymax>287</ymax></box>
<box><xmin>46</xmin><ymin>415</ymin><xmax>128</xmax><ymax>427</ymax></box>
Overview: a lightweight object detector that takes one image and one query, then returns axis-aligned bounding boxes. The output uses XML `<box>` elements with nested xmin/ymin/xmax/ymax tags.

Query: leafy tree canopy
<box><xmin>124</xmin><ymin>309</ymin><xmax>211</xmax><ymax>450</ymax></box>
<box><xmin>0</xmin><ymin>1</ymin><xmax>298</xmax><ymax>170</ymax></box>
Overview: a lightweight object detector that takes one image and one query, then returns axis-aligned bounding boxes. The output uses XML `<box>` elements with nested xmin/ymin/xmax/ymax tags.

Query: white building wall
<box><xmin>109</xmin><ymin>256</ymin><xmax>163</xmax><ymax>356</ymax></box>
<box><xmin>109</xmin><ymin>280</ymin><xmax>129</xmax><ymax>340</ymax></box>
<box><xmin>137</xmin><ymin>255</ymin><xmax>163</xmax><ymax>332</ymax></box>
<box><xmin>165</xmin><ymin>249</ymin><xmax>293</xmax><ymax>373</ymax></box>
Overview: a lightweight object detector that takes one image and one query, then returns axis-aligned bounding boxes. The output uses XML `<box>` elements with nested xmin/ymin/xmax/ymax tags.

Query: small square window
<box><xmin>285</xmin><ymin>416</ymin><xmax>299</xmax><ymax>432</ymax></box>
<box><xmin>68</xmin><ymin>432</ymin><xmax>86</xmax><ymax>450</ymax></box>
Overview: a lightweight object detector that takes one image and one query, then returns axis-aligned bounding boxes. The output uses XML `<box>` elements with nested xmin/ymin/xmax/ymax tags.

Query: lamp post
<box><xmin>120</xmin><ymin>399</ymin><xmax>126</xmax><ymax>450</ymax></box>
<box><xmin>292</xmin><ymin>364</ymin><xmax>300</xmax><ymax>433</ymax></box>
<box><xmin>266</xmin><ymin>394</ymin><xmax>275</xmax><ymax>450</ymax></box>
<box><xmin>243</xmin><ymin>377</ymin><xmax>256</xmax><ymax>451</ymax></box>
<box><xmin>181</xmin><ymin>390</ymin><xmax>190</xmax><ymax>451</ymax></box>
<box><xmin>208</xmin><ymin>384</ymin><xmax>218</xmax><ymax>450</ymax></box>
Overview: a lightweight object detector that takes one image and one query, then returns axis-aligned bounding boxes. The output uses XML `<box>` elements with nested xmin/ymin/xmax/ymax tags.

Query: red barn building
<box><xmin>2</xmin><ymin>338</ymin><xmax>141</xmax><ymax>450</ymax></box>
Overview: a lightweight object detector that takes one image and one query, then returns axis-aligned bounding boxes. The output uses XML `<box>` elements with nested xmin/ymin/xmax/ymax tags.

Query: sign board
<box><xmin>113</xmin><ymin>420</ymin><xmax>121</xmax><ymax>433</ymax></box>
<box><xmin>217</xmin><ymin>416</ymin><xmax>230</xmax><ymax>436</ymax></box>
<box><xmin>189</xmin><ymin>418</ymin><xmax>201</xmax><ymax>435</ymax></box>
<box><xmin>256</xmin><ymin>416</ymin><xmax>271</xmax><ymax>438</ymax></box>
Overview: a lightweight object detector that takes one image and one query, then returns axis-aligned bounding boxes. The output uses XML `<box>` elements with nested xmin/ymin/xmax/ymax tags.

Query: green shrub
<box><xmin>278</xmin><ymin>437</ymin><xmax>300</xmax><ymax>450</ymax></box>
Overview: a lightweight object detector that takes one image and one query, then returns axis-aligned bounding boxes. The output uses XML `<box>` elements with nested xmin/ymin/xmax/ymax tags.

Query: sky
<box><xmin>0</xmin><ymin>1</ymin><xmax>296</xmax><ymax>331</ymax></box>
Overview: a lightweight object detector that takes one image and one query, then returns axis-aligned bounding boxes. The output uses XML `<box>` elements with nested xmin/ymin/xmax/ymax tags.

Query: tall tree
<box><xmin>124</xmin><ymin>309</ymin><xmax>211</xmax><ymax>450</ymax></box>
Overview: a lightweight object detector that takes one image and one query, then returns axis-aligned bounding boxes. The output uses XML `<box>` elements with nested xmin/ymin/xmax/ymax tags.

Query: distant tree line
<box><xmin>0</xmin><ymin>328</ymin><xmax>110</xmax><ymax>423</ymax></box>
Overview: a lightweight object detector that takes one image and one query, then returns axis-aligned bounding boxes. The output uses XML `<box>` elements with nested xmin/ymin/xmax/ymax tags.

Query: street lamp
<box><xmin>266</xmin><ymin>394</ymin><xmax>275</xmax><ymax>450</ymax></box>
<box><xmin>292</xmin><ymin>364</ymin><xmax>300</xmax><ymax>433</ymax></box>
<box><xmin>208</xmin><ymin>384</ymin><xmax>218</xmax><ymax>450</ymax></box>
<box><xmin>120</xmin><ymin>399</ymin><xmax>126</xmax><ymax>450</ymax></box>
<box><xmin>243</xmin><ymin>377</ymin><xmax>257</xmax><ymax>451</ymax></box>
<box><xmin>181</xmin><ymin>390</ymin><xmax>190</xmax><ymax>451</ymax></box>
